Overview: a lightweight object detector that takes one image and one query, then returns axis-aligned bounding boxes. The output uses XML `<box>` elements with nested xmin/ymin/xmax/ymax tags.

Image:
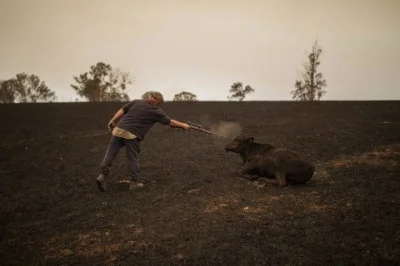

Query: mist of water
<box><xmin>193</xmin><ymin>115</ymin><xmax>242</xmax><ymax>142</ymax></box>
<box><xmin>210</xmin><ymin>121</ymin><xmax>242</xmax><ymax>139</ymax></box>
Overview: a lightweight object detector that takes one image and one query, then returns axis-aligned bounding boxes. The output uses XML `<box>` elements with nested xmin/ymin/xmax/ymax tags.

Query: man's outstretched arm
<box><xmin>169</xmin><ymin>119</ymin><xmax>190</xmax><ymax>130</ymax></box>
<box><xmin>154</xmin><ymin>109</ymin><xmax>190</xmax><ymax>130</ymax></box>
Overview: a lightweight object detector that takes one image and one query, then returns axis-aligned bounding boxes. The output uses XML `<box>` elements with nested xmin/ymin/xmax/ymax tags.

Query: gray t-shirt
<box><xmin>116</xmin><ymin>99</ymin><xmax>171</xmax><ymax>140</ymax></box>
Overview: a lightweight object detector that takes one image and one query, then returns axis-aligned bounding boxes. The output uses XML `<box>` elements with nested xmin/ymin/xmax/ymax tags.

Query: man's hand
<box><xmin>170</xmin><ymin>119</ymin><xmax>191</xmax><ymax>130</ymax></box>
<box><xmin>108</xmin><ymin>120</ymin><xmax>116</xmax><ymax>130</ymax></box>
<box><xmin>107</xmin><ymin>108</ymin><xmax>125</xmax><ymax>130</ymax></box>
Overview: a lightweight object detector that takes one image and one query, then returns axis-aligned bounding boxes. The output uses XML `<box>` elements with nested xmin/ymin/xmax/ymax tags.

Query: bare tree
<box><xmin>291</xmin><ymin>40</ymin><xmax>327</xmax><ymax>101</ymax></box>
<box><xmin>228</xmin><ymin>82</ymin><xmax>254</xmax><ymax>101</ymax></box>
<box><xmin>106</xmin><ymin>67</ymin><xmax>131</xmax><ymax>101</ymax></box>
<box><xmin>173</xmin><ymin>91</ymin><xmax>198</xmax><ymax>101</ymax></box>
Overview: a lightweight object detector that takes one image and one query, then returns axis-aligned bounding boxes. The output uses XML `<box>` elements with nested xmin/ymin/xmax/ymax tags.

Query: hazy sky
<box><xmin>1</xmin><ymin>0</ymin><xmax>399</xmax><ymax>101</ymax></box>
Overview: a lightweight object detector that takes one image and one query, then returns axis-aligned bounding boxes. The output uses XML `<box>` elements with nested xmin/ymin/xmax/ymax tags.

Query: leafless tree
<box><xmin>291</xmin><ymin>40</ymin><xmax>327</xmax><ymax>101</ymax></box>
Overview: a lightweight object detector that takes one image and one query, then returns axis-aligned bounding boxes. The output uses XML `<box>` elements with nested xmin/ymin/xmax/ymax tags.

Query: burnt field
<box><xmin>0</xmin><ymin>101</ymin><xmax>399</xmax><ymax>265</ymax></box>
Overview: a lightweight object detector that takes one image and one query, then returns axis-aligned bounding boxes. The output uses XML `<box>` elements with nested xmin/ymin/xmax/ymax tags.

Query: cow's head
<box><xmin>224</xmin><ymin>134</ymin><xmax>254</xmax><ymax>153</ymax></box>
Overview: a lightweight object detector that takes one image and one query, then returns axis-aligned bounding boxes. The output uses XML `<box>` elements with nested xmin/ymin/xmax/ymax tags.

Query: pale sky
<box><xmin>1</xmin><ymin>0</ymin><xmax>399</xmax><ymax>101</ymax></box>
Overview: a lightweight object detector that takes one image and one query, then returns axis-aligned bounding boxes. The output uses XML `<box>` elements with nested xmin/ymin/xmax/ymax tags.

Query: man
<box><xmin>96</xmin><ymin>91</ymin><xmax>190</xmax><ymax>192</ymax></box>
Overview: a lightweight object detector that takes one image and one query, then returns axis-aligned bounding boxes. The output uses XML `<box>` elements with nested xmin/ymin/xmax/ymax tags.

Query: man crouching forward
<box><xmin>96</xmin><ymin>92</ymin><xmax>190</xmax><ymax>192</ymax></box>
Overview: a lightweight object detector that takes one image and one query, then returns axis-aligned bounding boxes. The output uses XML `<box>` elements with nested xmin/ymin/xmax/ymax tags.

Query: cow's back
<box><xmin>260</xmin><ymin>147</ymin><xmax>314</xmax><ymax>181</ymax></box>
<box><xmin>246</xmin><ymin>142</ymin><xmax>275</xmax><ymax>157</ymax></box>
<box><xmin>270</xmin><ymin>147</ymin><xmax>314</xmax><ymax>183</ymax></box>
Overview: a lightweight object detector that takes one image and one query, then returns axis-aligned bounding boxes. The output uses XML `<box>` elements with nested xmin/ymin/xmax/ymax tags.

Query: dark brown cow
<box><xmin>224</xmin><ymin>134</ymin><xmax>315</xmax><ymax>187</ymax></box>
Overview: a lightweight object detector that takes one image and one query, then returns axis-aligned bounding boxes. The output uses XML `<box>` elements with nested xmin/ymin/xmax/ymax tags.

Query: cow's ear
<box><xmin>247</xmin><ymin>137</ymin><xmax>254</xmax><ymax>142</ymax></box>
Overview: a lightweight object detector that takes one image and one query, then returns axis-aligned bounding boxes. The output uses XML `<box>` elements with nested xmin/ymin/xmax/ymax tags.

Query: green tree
<box><xmin>71</xmin><ymin>62</ymin><xmax>132</xmax><ymax>102</ymax></box>
<box><xmin>0</xmin><ymin>79</ymin><xmax>16</xmax><ymax>103</ymax></box>
<box><xmin>291</xmin><ymin>40</ymin><xmax>327</xmax><ymax>101</ymax></box>
<box><xmin>0</xmin><ymin>73</ymin><xmax>56</xmax><ymax>103</ymax></box>
<box><xmin>228</xmin><ymin>82</ymin><xmax>254</xmax><ymax>101</ymax></box>
<box><xmin>173</xmin><ymin>91</ymin><xmax>198</xmax><ymax>101</ymax></box>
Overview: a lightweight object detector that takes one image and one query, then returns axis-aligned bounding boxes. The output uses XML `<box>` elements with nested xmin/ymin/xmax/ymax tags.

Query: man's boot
<box><xmin>96</xmin><ymin>173</ymin><xmax>106</xmax><ymax>192</ymax></box>
<box><xmin>129</xmin><ymin>180</ymin><xmax>144</xmax><ymax>191</ymax></box>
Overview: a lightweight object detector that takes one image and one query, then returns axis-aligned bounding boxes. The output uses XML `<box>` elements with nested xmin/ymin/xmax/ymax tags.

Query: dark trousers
<box><xmin>100</xmin><ymin>135</ymin><xmax>141</xmax><ymax>181</ymax></box>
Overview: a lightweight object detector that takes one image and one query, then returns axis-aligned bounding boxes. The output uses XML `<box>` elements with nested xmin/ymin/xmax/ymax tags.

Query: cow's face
<box><xmin>224</xmin><ymin>134</ymin><xmax>254</xmax><ymax>153</ymax></box>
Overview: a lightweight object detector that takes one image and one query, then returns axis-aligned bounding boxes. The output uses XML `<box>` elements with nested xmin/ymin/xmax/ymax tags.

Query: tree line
<box><xmin>0</xmin><ymin>40</ymin><xmax>327</xmax><ymax>103</ymax></box>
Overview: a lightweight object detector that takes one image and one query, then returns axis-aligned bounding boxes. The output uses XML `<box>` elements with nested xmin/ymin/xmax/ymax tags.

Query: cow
<box><xmin>224</xmin><ymin>134</ymin><xmax>315</xmax><ymax>187</ymax></box>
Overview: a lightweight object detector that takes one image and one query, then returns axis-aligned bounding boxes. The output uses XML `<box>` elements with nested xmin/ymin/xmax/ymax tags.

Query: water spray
<box><xmin>187</xmin><ymin>121</ymin><xmax>227</xmax><ymax>138</ymax></box>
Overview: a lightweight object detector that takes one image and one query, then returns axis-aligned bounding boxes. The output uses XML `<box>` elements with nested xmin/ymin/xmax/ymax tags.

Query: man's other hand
<box><xmin>108</xmin><ymin>120</ymin><xmax>116</xmax><ymax>130</ymax></box>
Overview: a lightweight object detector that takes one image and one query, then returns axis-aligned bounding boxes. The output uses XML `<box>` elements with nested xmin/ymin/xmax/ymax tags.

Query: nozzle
<box><xmin>187</xmin><ymin>121</ymin><xmax>202</xmax><ymax>128</ymax></box>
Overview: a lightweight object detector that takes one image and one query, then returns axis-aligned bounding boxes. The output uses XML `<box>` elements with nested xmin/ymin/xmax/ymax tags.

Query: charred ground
<box><xmin>0</xmin><ymin>101</ymin><xmax>399</xmax><ymax>265</ymax></box>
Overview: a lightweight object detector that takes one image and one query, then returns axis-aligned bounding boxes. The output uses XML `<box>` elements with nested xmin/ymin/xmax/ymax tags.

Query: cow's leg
<box><xmin>238</xmin><ymin>171</ymin><xmax>259</xmax><ymax>181</ymax></box>
<box><xmin>238</xmin><ymin>163</ymin><xmax>259</xmax><ymax>181</ymax></box>
<box><xmin>276</xmin><ymin>171</ymin><xmax>288</xmax><ymax>187</ymax></box>
<box><xmin>258</xmin><ymin>173</ymin><xmax>287</xmax><ymax>187</ymax></box>
<box><xmin>260</xmin><ymin>177</ymin><xmax>279</xmax><ymax>185</ymax></box>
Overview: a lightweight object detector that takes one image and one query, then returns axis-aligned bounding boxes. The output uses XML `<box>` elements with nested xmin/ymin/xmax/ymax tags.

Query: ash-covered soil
<box><xmin>0</xmin><ymin>101</ymin><xmax>399</xmax><ymax>265</ymax></box>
